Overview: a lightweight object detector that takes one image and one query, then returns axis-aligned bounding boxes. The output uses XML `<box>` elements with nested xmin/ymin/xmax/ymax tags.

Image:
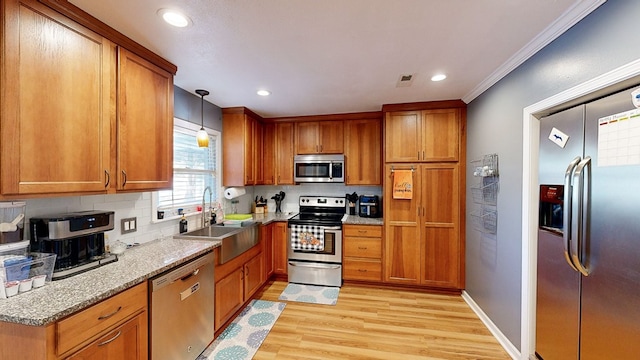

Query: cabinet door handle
<box><xmin>418</xmin><ymin>151</ymin><xmax>421</xmax><ymax>160</ymax></box>
<box><xmin>97</xmin><ymin>306</ymin><xmax>122</xmax><ymax>320</ymax></box>
<box><xmin>104</xmin><ymin>170</ymin><xmax>110</xmax><ymax>188</ymax></box>
<box><xmin>423</xmin><ymin>150</ymin><xmax>425</xmax><ymax>160</ymax></box>
<box><xmin>358</xmin><ymin>246</ymin><xmax>368</xmax><ymax>250</ymax></box>
<box><xmin>358</xmin><ymin>230</ymin><xmax>367</xmax><ymax>234</ymax></box>
<box><xmin>320</xmin><ymin>144</ymin><xmax>323</xmax><ymax>152</ymax></box>
<box><xmin>121</xmin><ymin>170</ymin><xmax>127</xmax><ymax>187</ymax></box>
<box><xmin>98</xmin><ymin>330</ymin><xmax>122</xmax><ymax>347</ymax></box>
<box><xmin>358</xmin><ymin>269</ymin><xmax>368</xmax><ymax>273</ymax></box>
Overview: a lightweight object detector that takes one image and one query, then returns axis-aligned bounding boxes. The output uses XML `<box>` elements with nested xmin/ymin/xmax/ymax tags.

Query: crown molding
<box><xmin>462</xmin><ymin>0</ymin><xmax>607</xmax><ymax>103</ymax></box>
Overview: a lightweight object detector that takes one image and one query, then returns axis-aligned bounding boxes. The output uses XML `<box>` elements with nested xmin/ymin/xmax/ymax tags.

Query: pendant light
<box><xmin>195</xmin><ymin>89</ymin><xmax>210</xmax><ymax>147</ymax></box>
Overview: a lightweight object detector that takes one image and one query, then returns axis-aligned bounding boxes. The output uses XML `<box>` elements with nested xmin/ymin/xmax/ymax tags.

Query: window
<box><xmin>153</xmin><ymin>118</ymin><xmax>221</xmax><ymax>220</ymax></box>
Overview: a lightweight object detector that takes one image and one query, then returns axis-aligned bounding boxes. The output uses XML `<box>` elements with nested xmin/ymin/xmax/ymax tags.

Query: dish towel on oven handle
<box><xmin>290</xmin><ymin>224</ymin><xmax>325</xmax><ymax>251</ymax></box>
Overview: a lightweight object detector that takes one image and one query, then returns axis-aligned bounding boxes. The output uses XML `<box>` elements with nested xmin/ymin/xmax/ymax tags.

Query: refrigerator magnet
<box><xmin>548</xmin><ymin>127</ymin><xmax>569</xmax><ymax>148</ymax></box>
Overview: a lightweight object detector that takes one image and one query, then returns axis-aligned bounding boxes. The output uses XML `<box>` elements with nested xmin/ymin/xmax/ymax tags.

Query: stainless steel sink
<box><xmin>174</xmin><ymin>222</ymin><xmax>259</xmax><ymax>263</ymax></box>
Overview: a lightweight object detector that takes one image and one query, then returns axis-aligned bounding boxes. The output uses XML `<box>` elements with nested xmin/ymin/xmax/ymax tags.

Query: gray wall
<box><xmin>466</xmin><ymin>0</ymin><xmax>640</xmax><ymax>350</ymax></box>
<box><xmin>174</xmin><ymin>86</ymin><xmax>222</xmax><ymax>132</ymax></box>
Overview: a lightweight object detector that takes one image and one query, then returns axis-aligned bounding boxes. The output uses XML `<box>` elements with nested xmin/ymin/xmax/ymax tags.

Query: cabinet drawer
<box><xmin>343</xmin><ymin>238</ymin><xmax>381</xmax><ymax>259</ymax></box>
<box><xmin>57</xmin><ymin>282</ymin><xmax>147</xmax><ymax>356</ymax></box>
<box><xmin>344</xmin><ymin>259</ymin><xmax>382</xmax><ymax>281</ymax></box>
<box><xmin>344</xmin><ymin>225</ymin><xmax>382</xmax><ymax>238</ymax></box>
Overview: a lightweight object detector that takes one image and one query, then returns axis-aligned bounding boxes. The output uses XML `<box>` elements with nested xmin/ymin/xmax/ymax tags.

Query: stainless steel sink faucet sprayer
<box><xmin>202</xmin><ymin>186</ymin><xmax>212</xmax><ymax>227</ymax></box>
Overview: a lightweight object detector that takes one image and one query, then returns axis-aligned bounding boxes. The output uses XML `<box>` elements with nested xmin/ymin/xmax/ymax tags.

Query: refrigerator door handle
<box><xmin>563</xmin><ymin>156</ymin><xmax>581</xmax><ymax>272</ymax></box>
<box><xmin>571</xmin><ymin>156</ymin><xmax>591</xmax><ymax>276</ymax></box>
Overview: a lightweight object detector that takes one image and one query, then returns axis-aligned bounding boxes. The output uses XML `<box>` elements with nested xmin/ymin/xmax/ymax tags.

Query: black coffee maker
<box><xmin>30</xmin><ymin>211</ymin><xmax>118</xmax><ymax>280</ymax></box>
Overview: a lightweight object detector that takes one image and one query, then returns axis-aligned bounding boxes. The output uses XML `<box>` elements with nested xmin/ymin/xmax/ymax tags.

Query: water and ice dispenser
<box><xmin>539</xmin><ymin>185</ymin><xmax>564</xmax><ymax>235</ymax></box>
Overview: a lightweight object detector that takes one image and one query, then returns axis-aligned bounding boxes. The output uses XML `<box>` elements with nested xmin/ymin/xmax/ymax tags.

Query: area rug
<box><xmin>278</xmin><ymin>283</ymin><xmax>340</xmax><ymax>305</ymax></box>
<box><xmin>198</xmin><ymin>299</ymin><xmax>285</xmax><ymax>360</ymax></box>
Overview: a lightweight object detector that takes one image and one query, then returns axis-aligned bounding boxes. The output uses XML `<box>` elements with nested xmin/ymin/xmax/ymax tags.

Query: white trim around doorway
<box><xmin>520</xmin><ymin>58</ymin><xmax>640</xmax><ymax>360</ymax></box>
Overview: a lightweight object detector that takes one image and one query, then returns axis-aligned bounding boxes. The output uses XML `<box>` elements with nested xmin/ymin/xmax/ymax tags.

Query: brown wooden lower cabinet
<box><xmin>343</xmin><ymin>224</ymin><xmax>383</xmax><ymax>282</ymax></box>
<box><xmin>213</xmin><ymin>242</ymin><xmax>264</xmax><ymax>330</ymax></box>
<box><xmin>215</xmin><ymin>267</ymin><xmax>245</xmax><ymax>330</ymax></box>
<box><xmin>261</xmin><ymin>223</ymin><xmax>274</xmax><ymax>279</ymax></box>
<box><xmin>67</xmin><ymin>311</ymin><xmax>147</xmax><ymax>360</ymax></box>
<box><xmin>0</xmin><ymin>282</ymin><xmax>148</xmax><ymax>360</ymax></box>
<box><xmin>383</xmin><ymin>163</ymin><xmax>464</xmax><ymax>290</ymax></box>
<box><xmin>272</xmin><ymin>222</ymin><xmax>288</xmax><ymax>276</ymax></box>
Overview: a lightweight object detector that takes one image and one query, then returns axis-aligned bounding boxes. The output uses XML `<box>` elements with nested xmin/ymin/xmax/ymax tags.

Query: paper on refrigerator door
<box><xmin>548</xmin><ymin>127</ymin><xmax>569</xmax><ymax>148</ymax></box>
<box><xmin>597</xmin><ymin>108</ymin><xmax>640</xmax><ymax>167</ymax></box>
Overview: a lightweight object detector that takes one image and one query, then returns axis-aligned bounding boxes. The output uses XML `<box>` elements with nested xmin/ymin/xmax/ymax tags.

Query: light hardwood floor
<box><xmin>252</xmin><ymin>281</ymin><xmax>511</xmax><ymax>360</ymax></box>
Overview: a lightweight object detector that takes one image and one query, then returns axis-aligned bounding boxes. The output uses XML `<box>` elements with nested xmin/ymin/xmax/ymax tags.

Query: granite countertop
<box><xmin>252</xmin><ymin>213</ymin><xmax>383</xmax><ymax>226</ymax></box>
<box><xmin>0</xmin><ymin>238</ymin><xmax>218</xmax><ymax>326</ymax></box>
<box><xmin>250</xmin><ymin>212</ymin><xmax>296</xmax><ymax>225</ymax></box>
<box><xmin>342</xmin><ymin>215</ymin><xmax>384</xmax><ymax>226</ymax></box>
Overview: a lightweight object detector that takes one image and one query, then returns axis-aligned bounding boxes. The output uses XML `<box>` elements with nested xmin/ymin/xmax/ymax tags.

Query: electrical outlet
<box><xmin>121</xmin><ymin>217</ymin><xmax>137</xmax><ymax>234</ymax></box>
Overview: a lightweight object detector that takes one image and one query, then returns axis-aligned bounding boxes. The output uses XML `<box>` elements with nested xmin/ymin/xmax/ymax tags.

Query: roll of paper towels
<box><xmin>224</xmin><ymin>187</ymin><xmax>246</xmax><ymax>200</ymax></box>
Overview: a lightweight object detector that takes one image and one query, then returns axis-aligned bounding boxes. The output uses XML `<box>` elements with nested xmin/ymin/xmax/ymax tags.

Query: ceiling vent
<box><xmin>396</xmin><ymin>74</ymin><xmax>415</xmax><ymax>87</ymax></box>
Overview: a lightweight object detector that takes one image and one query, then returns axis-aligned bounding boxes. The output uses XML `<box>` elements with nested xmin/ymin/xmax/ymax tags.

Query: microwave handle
<box><xmin>329</xmin><ymin>161</ymin><xmax>333</xmax><ymax>179</ymax></box>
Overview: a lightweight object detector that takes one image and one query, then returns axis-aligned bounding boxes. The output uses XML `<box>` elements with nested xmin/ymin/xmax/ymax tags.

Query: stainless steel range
<box><xmin>287</xmin><ymin>195</ymin><xmax>346</xmax><ymax>287</ymax></box>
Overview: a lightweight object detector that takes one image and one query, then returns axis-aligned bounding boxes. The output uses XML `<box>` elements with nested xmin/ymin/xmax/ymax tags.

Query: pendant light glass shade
<box><xmin>195</xmin><ymin>89</ymin><xmax>210</xmax><ymax>148</ymax></box>
<box><xmin>196</xmin><ymin>129</ymin><xmax>209</xmax><ymax>147</ymax></box>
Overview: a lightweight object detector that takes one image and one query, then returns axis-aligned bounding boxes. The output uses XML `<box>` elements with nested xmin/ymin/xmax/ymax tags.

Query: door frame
<box><xmin>521</xmin><ymin>58</ymin><xmax>640</xmax><ymax>359</ymax></box>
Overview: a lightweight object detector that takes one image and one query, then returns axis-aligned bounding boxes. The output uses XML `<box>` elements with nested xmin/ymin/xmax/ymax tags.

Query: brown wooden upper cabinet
<box><xmin>259</xmin><ymin>122</ymin><xmax>294</xmax><ymax>185</ymax></box>
<box><xmin>117</xmin><ymin>48</ymin><xmax>174</xmax><ymax>192</ymax></box>
<box><xmin>344</xmin><ymin>119</ymin><xmax>382</xmax><ymax>185</ymax></box>
<box><xmin>1</xmin><ymin>1</ymin><xmax>114</xmax><ymax>195</ymax></box>
<box><xmin>274</xmin><ymin>122</ymin><xmax>295</xmax><ymax>185</ymax></box>
<box><xmin>295</xmin><ymin>121</ymin><xmax>344</xmax><ymax>154</ymax></box>
<box><xmin>223</xmin><ymin>108</ymin><xmax>296</xmax><ymax>186</ymax></box>
<box><xmin>222</xmin><ymin>108</ymin><xmax>260</xmax><ymax>186</ymax></box>
<box><xmin>0</xmin><ymin>0</ymin><xmax>175</xmax><ymax>197</ymax></box>
<box><xmin>384</xmin><ymin>108</ymin><xmax>461</xmax><ymax>162</ymax></box>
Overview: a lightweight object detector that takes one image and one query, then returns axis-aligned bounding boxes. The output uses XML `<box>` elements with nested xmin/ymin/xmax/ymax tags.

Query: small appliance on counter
<box><xmin>30</xmin><ymin>211</ymin><xmax>118</xmax><ymax>280</ymax></box>
<box><xmin>359</xmin><ymin>195</ymin><xmax>381</xmax><ymax>218</ymax></box>
<box><xmin>346</xmin><ymin>192</ymin><xmax>358</xmax><ymax>215</ymax></box>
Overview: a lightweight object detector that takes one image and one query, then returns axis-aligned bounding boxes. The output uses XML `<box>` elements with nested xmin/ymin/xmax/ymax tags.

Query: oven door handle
<box><xmin>288</xmin><ymin>262</ymin><xmax>341</xmax><ymax>270</ymax></box>
<box><xmin>322</xmin><ymin>226</ymin><xmax>342</xmax><ymax>231</ymax></box>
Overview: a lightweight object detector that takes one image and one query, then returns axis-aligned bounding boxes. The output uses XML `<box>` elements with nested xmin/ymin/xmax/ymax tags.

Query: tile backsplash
<box><xmin>20</xmin><ymin>183</ymin><xmax>382</xmax><ymax>247</ymax></box>
<box><xmin>22</xmin><ymin>192</ymin><xmax>178</xmax><ymax>247</ymax></box>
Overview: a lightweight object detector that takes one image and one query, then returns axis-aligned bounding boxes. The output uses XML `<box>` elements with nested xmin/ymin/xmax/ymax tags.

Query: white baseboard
<box><xmin>461</xmin><ymin>290</ymin><xmax>520</xmax><ymax>360</ymax></box>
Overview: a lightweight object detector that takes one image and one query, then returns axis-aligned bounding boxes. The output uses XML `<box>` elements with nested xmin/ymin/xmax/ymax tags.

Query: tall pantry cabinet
<box><xmin>382</xmin><ymin>101</ymin><xmax>466</xmax><ymax>290</ymax></box>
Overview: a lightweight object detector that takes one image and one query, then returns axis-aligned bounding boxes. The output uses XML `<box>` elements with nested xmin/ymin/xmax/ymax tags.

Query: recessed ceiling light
<box><xmin>431</xmin><ymin>74</ymin><xmax>447</xmax><ymax>82</ymax></box>
<box><xmin>257</xmin><ymin>90</ymin><xmax>271</xmax><ymax>96</ymax></box>
<box><xmin>157</xmin><ymin>8</ymin><xmax>191</xmax><ymax>28</ymax></box>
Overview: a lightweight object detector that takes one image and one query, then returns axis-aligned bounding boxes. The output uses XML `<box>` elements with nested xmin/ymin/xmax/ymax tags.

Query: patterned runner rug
<box><xmin>198</xmin><ymin>299</ymin><xmax>285</xmax><ymax>360</ymax></box>
<box><xmin>278</xmin><ymin>283</ymin><xmax>340</xmax><ymax>305</ymax></box>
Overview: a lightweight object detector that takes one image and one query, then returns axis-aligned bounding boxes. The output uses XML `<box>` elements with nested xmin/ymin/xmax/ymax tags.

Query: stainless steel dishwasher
<box><xmin>149</xmin><ymin>251</ymin><xmax>215</xmax><ymax>360</ymax></box>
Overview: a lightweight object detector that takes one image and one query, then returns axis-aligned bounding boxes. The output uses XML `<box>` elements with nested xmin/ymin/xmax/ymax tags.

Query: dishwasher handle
<box><xmin>151</xmin><ymin>252</ymin><xmax>214</xmax><ymax>292</ymax></box>
<box><xmin>180</xmin><ymin>268</ymin><xmax>200</xmax><ymax>282</ymax></box>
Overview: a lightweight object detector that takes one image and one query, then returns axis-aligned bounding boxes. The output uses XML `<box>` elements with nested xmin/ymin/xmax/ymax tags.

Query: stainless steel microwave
<box><xmin>294</xmin><ymin>154</ymin><xmax>344</xmax><ymax>183</ymax></box>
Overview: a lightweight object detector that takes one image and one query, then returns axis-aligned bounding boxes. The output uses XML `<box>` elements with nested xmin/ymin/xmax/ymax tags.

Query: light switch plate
<box><xmin>121</xmin><ymin>217</ymin><xmax>137</xmax><ymax>234</ymax></box>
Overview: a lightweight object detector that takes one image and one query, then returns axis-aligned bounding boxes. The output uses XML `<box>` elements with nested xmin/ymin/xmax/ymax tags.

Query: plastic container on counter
<box><xmin>0</xmin><ymin>201</ymin><xmax>26</xmax><ymax>245</ymax></box>
<box><xmin>0</xmin><ymin>242</ymin><xmax>56</xmax><ymax>299</ymax></box>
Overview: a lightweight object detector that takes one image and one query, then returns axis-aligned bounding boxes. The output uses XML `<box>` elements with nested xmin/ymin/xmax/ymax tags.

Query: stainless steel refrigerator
<box><xmin>536</xmin><ymin>87</ymin><xmax>640</xmax><ymax>359</ymax></box>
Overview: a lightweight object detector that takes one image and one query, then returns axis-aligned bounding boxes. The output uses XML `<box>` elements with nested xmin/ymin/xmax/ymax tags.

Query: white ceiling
<box><xmin>69</xmin><ymin>0</ymin><xmax>602</xmax><ymax>118</ymax></box>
